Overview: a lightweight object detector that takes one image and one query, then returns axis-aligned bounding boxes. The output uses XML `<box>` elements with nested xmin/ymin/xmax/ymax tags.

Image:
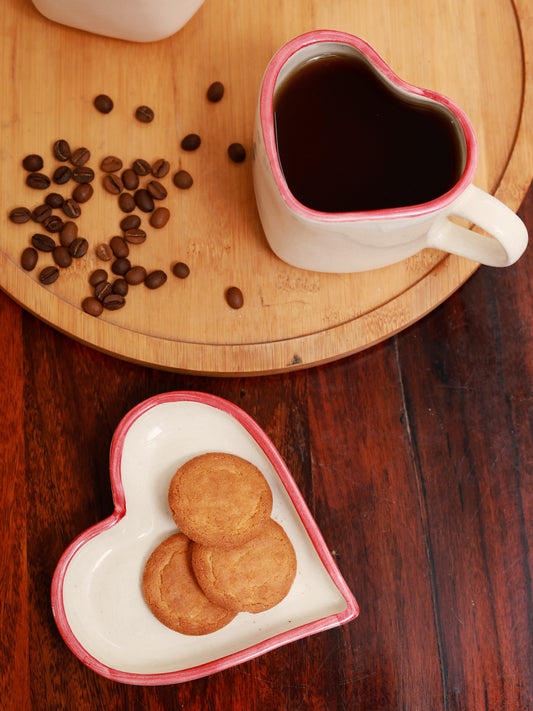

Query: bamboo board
<box><xmin>0</xmin><ymin>0</ymin><xmax>531</xmax><ymax>375</ymax></box>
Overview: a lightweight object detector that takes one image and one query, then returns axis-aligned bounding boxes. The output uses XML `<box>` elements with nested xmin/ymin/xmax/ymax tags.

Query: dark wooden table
<box><xmin>1</xmin><ymin>183</ymin><xmax>532</xmax><ymax>711</ymax></box>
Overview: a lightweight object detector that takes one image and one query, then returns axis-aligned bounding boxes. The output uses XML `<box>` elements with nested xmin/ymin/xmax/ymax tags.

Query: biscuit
<box><xmin>142</xmin><ymin>532</ymin><xmax>236</xmax><ymax>635</ymax></box>
<box><xmin>168</xmin><ymin>452</ymin><xmax>273</xmax><ymax>548</ymax></box>
<box><xmin>191</xmin><ymin>519</ymin><xmax>297</xmax><ymax>613</ymax></box>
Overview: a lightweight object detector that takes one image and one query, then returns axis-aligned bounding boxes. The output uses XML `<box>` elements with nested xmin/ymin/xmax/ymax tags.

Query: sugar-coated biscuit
<box><xmin>168</xmin><ymin>452</ymin><xmax>273</xmax><ymax>548</ymax></box>
<box><xmin>142</xmin><ymin>532</ymin><xmax>236</xmax><ymax>635</ymax></box>
<box><xmin>192</xmin><ymin>519</ymin><xmax>297</xmax><ymax>613</ymax></box>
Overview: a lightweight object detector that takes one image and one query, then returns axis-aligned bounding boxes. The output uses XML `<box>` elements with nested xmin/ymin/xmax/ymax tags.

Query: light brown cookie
<box><xmin>168</xmin><ymin>452</ymin><xmax>273</xmax><ymax>548</ymax></box>
<box><xmin>142</xmin><ymin>532</ymin><xmax>236</xmax><ymax>635</ymax></box>
<box><xmin>192</xmin><ymin>519</ymin><xmax>297</xmax><ymax>613</ymax></box>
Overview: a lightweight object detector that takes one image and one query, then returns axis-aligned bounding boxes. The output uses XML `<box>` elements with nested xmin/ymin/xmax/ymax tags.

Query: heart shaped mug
<box><xmin>253</xmin><ymin>30</ymin><xmax>528</xmax><ymax>273</ymax></box>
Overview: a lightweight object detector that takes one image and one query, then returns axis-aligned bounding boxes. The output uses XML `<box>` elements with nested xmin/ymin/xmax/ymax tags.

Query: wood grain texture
<box><xmin>0</xmin><ymin>181</ymin><xmax>532</xmax><ymax>709</ymax></box>
<box><xmin>0</xmin><ymin>0</ymin><xmax>531</xmax><ymax>374</ymax></box>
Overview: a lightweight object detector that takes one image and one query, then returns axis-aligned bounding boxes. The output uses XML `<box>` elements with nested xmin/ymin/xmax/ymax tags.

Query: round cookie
<box><xmin>192</xmin><ymin>519</ymin><xmax>297</xmax><ymax>613</ymax></box>
<box><xmin>142</xmin><ymin>532</ymin><xmax>236</xmax><ymax>635</ymax></box>
<box><xmin>168</xmin><ymin>452</ymin><xmax>273</xmax><ymax>548</ymax></box>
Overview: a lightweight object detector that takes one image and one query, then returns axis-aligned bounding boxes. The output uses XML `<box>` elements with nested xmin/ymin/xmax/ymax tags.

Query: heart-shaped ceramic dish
<box><xmin>51</xmin><ymin>391</ymin><xmax>358</xmax><ymax>685</ymax></box>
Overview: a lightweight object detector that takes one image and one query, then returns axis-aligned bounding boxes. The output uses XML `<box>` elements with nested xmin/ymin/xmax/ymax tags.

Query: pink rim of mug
<box><xmin>259</xmin><ymin>30</ymin><xmax>479</xmax><ymax>222</ymax></box>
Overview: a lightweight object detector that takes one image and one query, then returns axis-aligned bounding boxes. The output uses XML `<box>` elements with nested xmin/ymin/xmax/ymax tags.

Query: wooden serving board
<box><xmin>1</xmin><ymin>0</ymin><xmax>531</xmax><ymax>375</ymax></box>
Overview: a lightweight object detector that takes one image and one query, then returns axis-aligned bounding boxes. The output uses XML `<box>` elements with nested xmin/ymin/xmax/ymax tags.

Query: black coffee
<box><xmin>273</xmin><ymin>52</ymin><xmax>465</xmax><ymax>212</ymax></box>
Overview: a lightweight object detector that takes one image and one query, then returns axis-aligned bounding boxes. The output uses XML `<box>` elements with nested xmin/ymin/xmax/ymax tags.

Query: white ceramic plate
<box><xmin>51</xmin><ymin>391</ymin><xmax>358</xmax><ymax>685</ymax></box>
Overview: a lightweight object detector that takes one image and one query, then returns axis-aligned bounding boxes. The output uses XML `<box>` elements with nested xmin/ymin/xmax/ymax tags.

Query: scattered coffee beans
<box><xmin>103</xmin><ymin>174</ymin><xmax>124</xmax><ymax>194</ymax></box>
<box><xmin>69</xmin><ymin>237</ymin><xmax>89</xmax><ymax>258</ymax></box>
<box><xmin>173</xmin><ymin>170</ymin><xmax>193</xmax><ymax>189</ymax></box>
<box><xmin>94</xmin><ymin>281</ymin><xmax>113</xmax><ymax>301</ymax></box>
<box><xmin>120</xmin><ymin>214</ymin><xmax>141</xmax><ymax>231</ymax></box>
<box><xmin>207</xmin><ymin>81</ymin><xmax>224</xmax><ymax>103</ymax></box>
<box><xmin>135</xmin><ymin>105</ymin><xmax>154</xmax><ymax>123</ymax></box>
<box><xmin>26</xmin><ymin>172</ymin><xmax>51</xmax><ymax>189</ymax></box>
<box><xmin>132</xmin><ymin>158</ymin><xmax>151</xmax><ymax>176</ymax></box>
<box><xmin>45</xmin><ymin>193</ymin><xmax>64</xmax><ymax>209</ymax></box>
<box><xmin>225</xmin><ymin>286</ymin><xmax>244</xmax><ymax>309</ymax></box>
<box><xmin>133</xmin><ymin>189</ymin><xmax>154</xmax><ymax>212</ymax></box>
<box><xmin>53</xmin><ymin>139</ymin><xmax>71</xmax><ymax>161</ymax></box>
<box><xmin>72</xmin><ymin>183</ymin><xmax>93</xmax><ymax>203</ymax></box>
<box><xmin>39</xmin><ymin>266</ymin><xmax>59</xmax><ymax>285</ymax></box>
<box><xmin>72</xmin><ymin>167</ymin><xmax>95</xmax><ymax>184</ymax></box>
<box><xmin>101</xmin><ymin>155</ymin><xmax>123</xmax><ymax>172</ymax></box>
<box><xmin>10</xmin><ymin>207</ymin><xmax>31</xmax><ymax>223</ymax></box>
<box><xmin>110</xmin><ymin>236</ymin><xmax>129</xmax><ymax>258</ymax></box>
<box><xmin>60</xmin><ymin>221</ymin><xmax>78</xmax><ymax>247</ymax></box>
<box><xmin>53</xmin><ymin>165</ymin><xmax>72</xmax><ymax>184</ymax></box>
<box><xmin>125</xmin><ymin>265</ymin><xmax>147</xmax><ymax>285</ymax></box>
<box><xmin>94</xmin><ymin>94</ymin><xmax>114</xmax><ymax>114</ymax></box>
<box><xmin>122</xmin><ymin>168</ymin><xmax>139</xmax><ymax>191</ymax></box>
<box><xmin>228</xmin><ymin>143</ymin><xmax>246</xmax><ymax>163</ymax></box>
<box><xmin>53</xmin><ymin>246</ymin><xmax>72</xmax><ymax>268</ymax></box>
<box><xmin>150</xmin><ymin>207</ymin><xmax>170</xmax><ymax>229</ymax></box>
<box><xmin>89</xmin><ymin>269</ymin><xmax>108</xmax><ymax>287</ymax></box>
<box><xmin>82</xmin><ymin>296</ymin><xmax>104</xmax><ymax>316</ymax></box>
<box><xmin>70</xmin><ymin>147</ymin><xmax>91</xmax><ymax>166</ymax></box>
<box><xmin>124</xmin><ymin>228</ymin><xmax>147</xmax><ymax>244</ymax></box>
<box><xmin>43</xmin><ymin>214</ymin><xmax>63</xmax><ymax>233</ymax></box>
<box><xmin>32</xmin><ymin>233</ymin><xmax>55</xmax><ymax>252</ymax></box>
<box><xmin>181</xmin><ymin>133</ymin><xmax>201</xmax><ymax>151</ymax></box>
<box><xmin>62</xmin><ymin>199</ymin><xmax>81</xmax><ymax>219</ymax></box>
<box><xmin>151</xmin><ymin>159</ymin><xmax>170</xmax><ymax>178</ymax></box>
<box><xmin>111</xmin><ymin>257</ymin><xmax>131</xmax><ymax>275</ymax></box>
<box><xmin>20</xmin><ymin>247</ymin><xmax>38</xmax><ymax>271</ymax></box>
<box><xmin>145</xmin><ymin>270</ymin><xmax>167</xmax><ymax>289</ymax></box>
<box><xmin>147</xmin><ymin>180</ymin><xmax>167</xmax><ymax>200</ymax></box>
<box><xmin>31</xmin><ymin>204</ymin><xmax>52</xmax><ymax>223</ymax></box>
<box><xmin>112</xmin><ymin>278</ymin><xmax>129</xmax><ymax>296</ymax></box>
<box><xmin>172</xmin><ymin>261</ymin><xmax>190</xmax><ymax>279</ymax></box>
<box><xmin>95</xmin><ymin>243</ymin><xmax>113</xmax><ymax>261</ymax></box>
<box><xmin>118</xmin><ymin>192</ymin><xmax>136</xmax><ymax>212</ymax></box>
<box><xmin>103</xmin><ymin>293</ymin><xmax>126</xmax><ymax>310</ymax></box>
<box><xmin>22</xmin><ymin>154</ymin><xmax>44</xmax><ymax>171</ymax></box>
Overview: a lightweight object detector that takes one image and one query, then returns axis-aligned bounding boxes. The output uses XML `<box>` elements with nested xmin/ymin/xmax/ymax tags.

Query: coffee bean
<box><xmin>39</xmin><ymin>266</ymin><xmax>59</xmax><ymax>285</ymax></box>
<box><xmin>95</xmin><ymin>243</ymin><xmax>113</xmax><ymax>261</ymax></box>
<box><xmin>62</xmin><ymin>199</ymin><xmax>81</xmax><ymax>219</ymax></box>
<box><xmin>26</xmin><ymin>172</ymin><xmax>51</xmax><ymax>189</ymax></box>
<box><xmin>72</xmin><ymin>183</ymin><xmax>93</xmax><ymax>203</ymax></box>
<box><xmin>94</xmin><ymin>280</ymin><xmax>113</xmax><ymax>301</ymax></box>
<box><xmin>101</xmin><ymin>155</ymin><xmax>123</xmax><ymax>173</ymax></box>
<box><xmin>53</xmin><ymin>139</ymin><xmax>71</xmax><ymax>161</ymax></box>
<box><xmin>9</xmin><ymin>207</ymin><xmax>31</xmax><ymax>223</ymax></box>
<box><xmin>125</xmin><ymin>265</ymin><xmax>147</xmax><ymax>285</ymax></box>
<box><xmin>103</xmin><ymin>293</ymin><xmax>126</xmax><ymax>310</ymax></box>
<box><xmin>132</xmin><ymin>159</ymin><xmax>151</xmax><ymax>176</ymax></box>
<box><xmin>70</xmin><ymin>147</ymin><xmax>91</xmax><ymax>166</ymax></box>
<box><xmin>151</xmin><ymin>159</ymin><xmax>170</xmax><ymax>178</ymax></box>
<box><xmin>72</xmin><ymin>167</ymin><xmax>95</xmax><ymax>184</ymax></box>
<box><xmin>69</xmin><ymin>237</ymin><xmax>89</xmax><ymax>258</ymax></box>
<box><xmin>82</xmin><ymin>296</ymin><xmax>103</xmax><ymax>317</ymax></box>
<box><xmin>172</xmin><ymin>261</ymin><xmax>190</xmax><ymax>279</ymax></box>
<box><xmin>23</xmin><ymin>154</ymin><xmax>44</xmax><ymax>171</ymax></box>
<box><xmin>118</xmin><ymin>192</ymin><xmax>136</xmax><ymax>213</ymax></box>
<box><xmin>94</xmin><ymin>94</ymin><xmax>114</xmax><ymax>114</ymax></box>
<box><xmin>53</xmin><ymin>165</ymin><xmax>72</xmax><ymax>184</ymax></box>
<box><xmin>173</xmin><ymin>170</ymin><xmax>193</xmax><ymax>189</ymax></box>
<box><xmin>207</xmin><ymin>81</ymin><xmax>224</xmax><ymax>103</ymax></box>
<box><xmin>228</xmin><ymin>143</ymin><xmax>246</xmax><ymax>163</ymax></box>
<box><xmin>181</xmin><ymin>133</ymin><xmax>201</xmax><ymax>151</ymax></box>
<box><xmin>53</xmin><ymin>245</ymin><xmax>72</xmax><ymax>268</ymax></box>
<box><xmin>43</xmin><ymin>215</ymin><xmax>63</xmax><ymax>233</ymax></box>
<box><xmin>121</xmin><ymin>169</ymin><xmax>139</xmax><ymax>191</ymax></box>
<box><xmin>145</xmin><ymin>270</ymin><xmax>167</xmax><ymax>290</ymax></box>
<box><xmin>60</xmin><ymin>221</ymin><xmax>78</xmax><ymax>247</ymax></box>
<box><xmin>111</xmin><ymin>257</ymin><xmax>131</xmax><ymax>275</ymax></box>
<box><xmin>134</xmin><ymin>189</ymin><xmax>154</xmax><ymax>212</ymax></box>
<box><xmin>150</xmin><ymin>207</ymin><xmax>170</xmax><ymax>229</ymax></box>
<box><xmin>135</xmin><ymin>105</ymin><xmax>154</xmax><ymax>123</ymax></box>
<box><xmin>31</xmin><ymin>204</ymin><xmax>52</xmax><ymax>223</ymax></box>
<box><xmin>124</xmin><ymin>228</ymin><xmax>147</xmax><ymax>245</ymax></box>
<box><xmin>225</xmin><ymin>286</ymin><xmax>244</xmax><ymax>309</ymax></box>
<box><xmin>110</xmin><ymin>236</ymin><xmax>129</xmax><ymax>258</ymax></box>
<box><xmin>89</xmin><ymin>269</ymin><xmax>108</xmax><ymax>287</ymax></box>
<box><xmin>45</xmin><ymin>192</ymin><xmax>64</xmax><ymax>209</ymax></box>
<box><xmin>32</xmin><ymin>233</ymin><xmax>56</xmax><ymax>252</ymax></box>
<box><xmin>147</xmin><ymin>180</ymin><xmax>167</xmax><ymax>200</ymax></box>
<box><xmin>120</xmin><ymin>214</ymin><xmax>141</xmax><ymax>231</ymax></box>
<box><xmin>112</xmin><ymin>278</ymin><xmax>129</xmax><ymax>296</ymax></box>
<box><xmin>103</xmin><ymin>174</ymin><xmax>124</xmax><ymax>194</ymax></box>
<box><xmin>20</xmin><ymin>247</ymin><xmax>38</xmax><ymax>271</ymax></box>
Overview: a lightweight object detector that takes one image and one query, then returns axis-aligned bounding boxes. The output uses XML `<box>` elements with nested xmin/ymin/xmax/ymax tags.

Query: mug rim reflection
<box><xmin>259</xmin><ymin>30</ymin><xmax>479</xmax><ymax>223</ymax></box>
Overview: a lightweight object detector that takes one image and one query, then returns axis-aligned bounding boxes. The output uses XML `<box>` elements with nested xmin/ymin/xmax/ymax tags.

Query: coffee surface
<box><xmin>273</xmin><ymin>52</ymin><xmax>465</xmax><ymax>212</ymax></box>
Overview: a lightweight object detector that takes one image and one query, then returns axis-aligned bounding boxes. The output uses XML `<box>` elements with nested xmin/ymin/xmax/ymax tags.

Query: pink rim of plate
<box><xmin>50</xmin><ymin>391</ymin><xmax>359</xmax><ymax>686</ymax></box>
<box><xmin>260</xmin><ymin>29</ymin><xmax>478</xmax><ymax>222</ymax></box>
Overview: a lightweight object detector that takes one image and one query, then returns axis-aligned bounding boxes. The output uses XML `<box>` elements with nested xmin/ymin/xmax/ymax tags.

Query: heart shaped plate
<box><xmin>51</xmin><ymin>391</ymin><xmax>358</xmax><ymax>685</ymax></box>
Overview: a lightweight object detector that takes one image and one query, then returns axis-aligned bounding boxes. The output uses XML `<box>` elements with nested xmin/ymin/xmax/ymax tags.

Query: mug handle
<box><xmin>426</xmin><ymin>184</ymin><xmax>528</xmax><ymax>267</ymax></box>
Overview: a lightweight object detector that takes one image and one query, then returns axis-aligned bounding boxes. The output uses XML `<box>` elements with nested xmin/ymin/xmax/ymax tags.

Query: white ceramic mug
<box><xmin>253</xmin><ymin>30</ymin><xmax>528</xmax><ymax>273</ymax></box>
<box><xmin>32</xmin><ymin>0</ymin><xmax>206</xmax><ymax>42</ymax></box>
